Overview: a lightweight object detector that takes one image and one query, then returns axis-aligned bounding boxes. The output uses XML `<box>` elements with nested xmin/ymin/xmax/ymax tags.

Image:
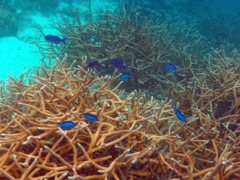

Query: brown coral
<box><xmin>0</xmin><ymin>54</ymin><xmax>239</xmax><ymax>179</ymax></box>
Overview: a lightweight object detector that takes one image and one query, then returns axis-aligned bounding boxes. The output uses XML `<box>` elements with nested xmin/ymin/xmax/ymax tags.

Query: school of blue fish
<box><xmin>45</xmin><ymin>35</ymin><xmax>187</xmax><ymax>129</ymax></box>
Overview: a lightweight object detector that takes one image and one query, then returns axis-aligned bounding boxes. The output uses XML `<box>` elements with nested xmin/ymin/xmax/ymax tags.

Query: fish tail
<box><xmin>123</xmin><ymin>65</ymin><xmax>129</xmax><ymax>70</ymax></box>
<box><xmin>62</xmin><ymin>37</ymin><xmax>68</xmax><ymax>45</ymax></box>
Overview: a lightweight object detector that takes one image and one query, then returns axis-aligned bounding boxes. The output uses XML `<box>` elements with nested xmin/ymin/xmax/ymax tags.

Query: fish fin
<box><xmin>62</xmin><ymin>37</ymin><xmax>68</xmax><ymax>45</ymax></box>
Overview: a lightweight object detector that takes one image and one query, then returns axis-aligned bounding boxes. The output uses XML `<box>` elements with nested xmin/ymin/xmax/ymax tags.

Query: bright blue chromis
<box><xmin>174</xmin><ymin>108</ymin><xmax>187</xmax><ymax>122</ymax></box>
<box><xmin>166</xmin><ymin>63</ymin><xmax>177</xmax><ymax>71</ymax></box>
<box><xmin>45</xmin><ymin>35</ymin><xmax>67</xmax><ymax>45</ymax></box>
<box><xmin>83</xmin><ymin>113</ymin><xmax>98</xmax><ymax>122</ymax></box>
<box><xmin>120</xmin><ymin>73</ymin><xmax>131</xmax><ymax>80</ymax></box>
<box><xmin>58</xmin><ymin>121</ymin><xmax>76</xmax><ymax>129</ymax></box>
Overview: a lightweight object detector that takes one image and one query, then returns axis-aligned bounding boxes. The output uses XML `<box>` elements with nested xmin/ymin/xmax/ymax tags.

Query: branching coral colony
<box><xmin>0</xmin><ymin>53</ymin><xmax>239</xmax><ymax>180</ymax></box>
<box><xmin>36</xmin><ymin>3</ymin><xmax>209</xmax><ymax>96</ymax></box>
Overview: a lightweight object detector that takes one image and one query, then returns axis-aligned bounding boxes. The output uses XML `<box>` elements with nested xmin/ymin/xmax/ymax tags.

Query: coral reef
<box><xmin>0</xmin><ymin>1</ymin><xmax>239</xmax><ymax>179</ymax></box>
<box><xmin>13</xmin><ymin>0</ymin><xmax>59</xmax><ymax>14</ymax></box>
<box><xmin>0</xmin><ymin>53</ymin><xmax>239</xmax><ymax>179</ymax></box>
<box><xmin>37</xmin><ymin>3</ymin><xmax>209</xmax><ymax>99</ymax></box>
<box><xmin>123</xmin><ymin>0</ymin><xmax>240</xmax><ymax>50</ymax></box>
<box><xmin>0</xmin><ymin>8</ymin><xmax>18</xmax><ymax>37</ymax></box>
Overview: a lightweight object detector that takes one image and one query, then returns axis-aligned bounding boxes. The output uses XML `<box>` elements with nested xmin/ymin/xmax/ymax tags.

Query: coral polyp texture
<box><xmin>0</xmin><ymin>55</ymin><xmax>239</xmax><ymax>180</ymax></box>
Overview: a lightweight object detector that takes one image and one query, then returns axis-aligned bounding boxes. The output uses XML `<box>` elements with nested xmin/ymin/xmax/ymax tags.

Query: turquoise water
<box><xmin>0</xmin><ymin>0</ymin><xmax>117</xmax><ymax>81</ymax></box>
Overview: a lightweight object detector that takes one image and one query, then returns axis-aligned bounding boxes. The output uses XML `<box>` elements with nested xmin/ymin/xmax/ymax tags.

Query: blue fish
<box><xmin>88</xmin><ymin>60</ymin><xmax>101</xmax><ymax>68</ymax></box>
<box><xmin>45</xmin><ymin>35</ymin><xmax>67</xmax><ymax>45</ymax></box>
<box><xmin>108</xmin><ymin>59</ymin><xmax>128</xmax><ymax>70</ymax></box>
<box><xmin>59</xmin><ymin>121</ymin><xmax>76</xmax><ymax>129</ymax></box>
<box><xmin>120</xmin><ymin>73</ymin><xmax>131</xmax><ymax>80</ymax></box>
<box><xmin>166</xmin><ymin>63</ymin><xmax>177</xmax><ymax>71</ymax></box>
<box><xmin>174</xmin><ymin>108</ymin><xmax>187</xmax><ymax>122</ymax></box>
<box><xmin>83</xmin><ymin>113</ymin><xmax>98</xmax><ymax>122</ymax></box>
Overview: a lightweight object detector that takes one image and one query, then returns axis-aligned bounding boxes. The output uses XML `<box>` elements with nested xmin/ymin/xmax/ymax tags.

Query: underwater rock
<box><xmin>14</xmin><ymin>0</ymin><xmax>59</xmax><ymax>15</ymax></box>
<box><xmin>0</xmin><ymin>8</ymin><xmax>18</xmax><ymax>37</ymax></box>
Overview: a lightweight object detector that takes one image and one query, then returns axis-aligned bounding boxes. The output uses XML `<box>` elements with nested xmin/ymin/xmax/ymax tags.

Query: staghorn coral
<box><xmin>0</xmin><ymin>53</ymin><xmax>239</xmax><ymax>179</ymax></box>
<box><xmin>0</xmin><ymin>57</ymin><xmax>176</xmax><ymax>179</ymax></box>
<box><xmin>36</xmin><ymin>2</ymin><xmax>210</xmax><ymax>101</ymax></box>
<box><xmin>173</xmin><ymin>48</ymin><xmax>240</xmax><ymax>116</ymax></box>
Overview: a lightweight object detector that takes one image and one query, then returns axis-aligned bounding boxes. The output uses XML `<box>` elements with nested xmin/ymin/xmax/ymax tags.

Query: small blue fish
<box><xmin>109</xmin><ymin>59</ymin><xmax>128</xmax><ymax>70</ymax></box>
<box><xmin>88</xmin><ymin>60</ymin><xmax>102</xmax><ymax>68</ymax></box>
<box><xmin>174</xmin><ymin>108</ymin><xmax>187</xmax><ymax>122</ymax></box>
<box><xmin>59</xmin><ymin>121</ymin><xmax>76</xmax><ymax>129</ymax></box>
<box><xmin>166</xmin><ymin>63</ymin><xmax>177</xmax><ymax>71</ymax></box>
<box><xmin>83</xmin><ymin>113</ymin><xmax>98</xmax><ymax>122</ymax></box>
<box><xmin>45</xmin><ymin>35</ymin><xmax>67</xmax><ymax>45</ymax></box>
<box><xmin>120</xmin><ymin>73</ymin><xmax>131</xmax><ymax>80</ymax></box>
